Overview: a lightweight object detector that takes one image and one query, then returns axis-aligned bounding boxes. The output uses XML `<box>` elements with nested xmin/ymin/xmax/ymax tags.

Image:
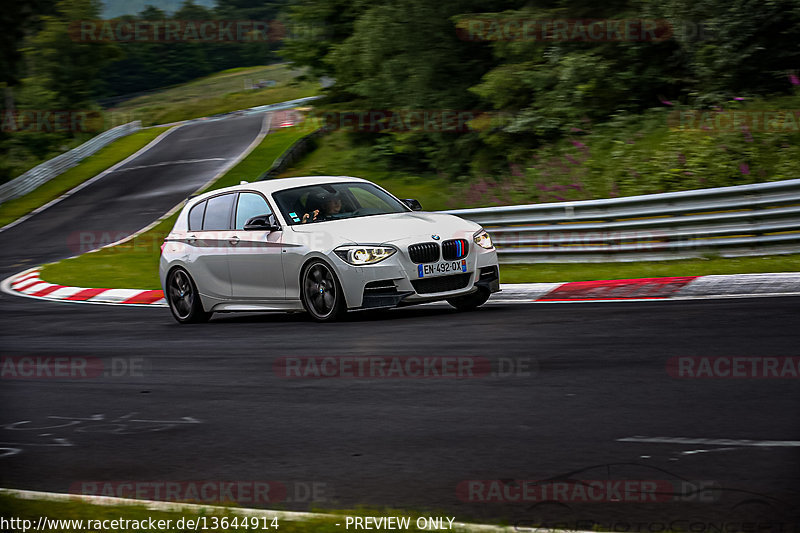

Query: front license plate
<box><xmin>418</xmin><ymin>259</ymin><xmax>467</xmax><ymax>278</ymax></box>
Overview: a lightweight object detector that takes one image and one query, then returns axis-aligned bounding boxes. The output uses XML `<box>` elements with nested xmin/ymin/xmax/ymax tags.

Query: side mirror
<box><xmin>244</xmin><ymin>213</ymin><xmax>281</xmax><ymax>231</ymax></box>
<box><xmin>401</xmin><ymin>198</ymin><xmax>423</xmax><ymax>211</ymax></box>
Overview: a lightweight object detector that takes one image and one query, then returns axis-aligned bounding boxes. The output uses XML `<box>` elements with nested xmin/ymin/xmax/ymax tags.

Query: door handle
<box><xmin>187</xmin><ymin>234</ymin><xmax>197</xmax><ymax>244</ymax></box>
<box><xmin>229</xmin><ymin>236</ymin><xmax>240</xmax><ymax>245</ymax></box>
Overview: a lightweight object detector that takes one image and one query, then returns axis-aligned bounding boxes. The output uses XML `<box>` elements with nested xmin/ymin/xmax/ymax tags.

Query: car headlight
<box><xmin>473</xmin><ymin>229</ymin><xmax>494</xmax><ymax>250</ymax></box>
<box><xmin>334</xmin><ymin>245</ymin><xmax>396</xmax><ymax>265</ymax></box>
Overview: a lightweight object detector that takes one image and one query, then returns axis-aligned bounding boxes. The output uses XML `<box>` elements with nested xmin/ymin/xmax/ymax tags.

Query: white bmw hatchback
<box><xmin>160</xmin><ymin>176</ymin><xmax>500</xmax><ymax>323</ymax></box>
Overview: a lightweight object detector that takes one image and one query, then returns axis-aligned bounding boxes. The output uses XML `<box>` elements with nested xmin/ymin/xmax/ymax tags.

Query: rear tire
<box><xmin>166</xmin><ymin>268</ymin><xmax>212</xmax><ymax>324</ymax></box>
<box><xmin>447</xmin><ymin>287</ymin><xmax>490</xmax><ymax>311</ymax></box>
<box><xmin>301</xmin><ymin>260</ymin><xmax>346</xmax><ymax>322</ymax></box>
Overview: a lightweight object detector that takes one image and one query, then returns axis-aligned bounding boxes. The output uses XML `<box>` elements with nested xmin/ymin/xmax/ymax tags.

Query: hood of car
<box><xmin>289</xmin><ymin>211</ymin><xmax>480</xmax><ymax>246</ymax></box>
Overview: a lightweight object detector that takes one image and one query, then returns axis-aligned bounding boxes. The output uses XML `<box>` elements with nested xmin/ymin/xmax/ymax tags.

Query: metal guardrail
<box><xmin>243</xmin><ymin>96</ymin><xmax>323</xmax><ymax>117</ymax></box>
<box><xmin>444</xmin><ymin>179</ymin><xmax>800</xmax><ymax>262</ymax></box>
<box><xmin>0</xmin><ymin>121</ymin><xmax>142</xmax><ymax>205</ymax></box>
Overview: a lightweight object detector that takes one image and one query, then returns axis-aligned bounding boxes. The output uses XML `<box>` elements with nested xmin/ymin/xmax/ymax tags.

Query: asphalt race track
<box><xmin>1</xmin><ymin>112</ymin><xmax>799</xmax><ymax>528</ymax></box>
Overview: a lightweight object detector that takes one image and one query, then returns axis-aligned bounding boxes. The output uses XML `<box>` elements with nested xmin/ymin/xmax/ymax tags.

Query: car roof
<box><xmin>191</xmin><ymin>176</ymin><xmax>371</xmax><ymax>202</ymax></box>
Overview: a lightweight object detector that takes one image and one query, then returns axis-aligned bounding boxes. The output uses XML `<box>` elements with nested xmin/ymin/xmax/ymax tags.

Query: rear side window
<box><xmin>202</xmin><ymin>194</ymin><xmax>235</xmax><ymax>231</ymax></box>
<box><xmin>235</xmin><ymin>192</ymin><xmax>272</xmax><ymax>229</ymax></box>
<box><xmin>188</xmin><ymin>201</ymin><xmax>206</xmax><ymax>231</ymax></box>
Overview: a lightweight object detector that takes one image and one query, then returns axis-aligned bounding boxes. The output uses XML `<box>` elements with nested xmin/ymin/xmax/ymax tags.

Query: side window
<box><xmin>202</xmin><ymin>194</ymin><xmax>235</xmax><ymax>231</ymax></box>
<box><xmin>188</xmin><ymin>201</ymin><xmax>206</xmax><ymax>231</ymax></box>
<box><xmin>235</xmin><ymin>192</ymin><xmax>272</xmax><ymax>230</ymax></box>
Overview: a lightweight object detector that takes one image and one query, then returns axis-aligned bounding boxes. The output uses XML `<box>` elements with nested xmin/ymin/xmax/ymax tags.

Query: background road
<box><xmin>0</xmin><ymin>109</ymin><xmax>798</xmax><ymax>527</ymax></box>
<box><xmin>0</xmin><ymin>112</ymin><xmax>266</xmax><ymax>278</ymax></box>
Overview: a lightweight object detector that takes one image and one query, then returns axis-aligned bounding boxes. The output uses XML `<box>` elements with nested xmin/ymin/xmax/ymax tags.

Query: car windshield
<box><xmin>273</xmin><ymin>182</ymin><xmax>409</xmax><ymax>225</ymax></box>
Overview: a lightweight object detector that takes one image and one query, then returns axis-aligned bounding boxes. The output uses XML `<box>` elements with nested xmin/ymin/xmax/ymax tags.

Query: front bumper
<box><xmin>333</xmin><ymin>245</ymin><xmax>500</xmax><ymax>309</ymax></box>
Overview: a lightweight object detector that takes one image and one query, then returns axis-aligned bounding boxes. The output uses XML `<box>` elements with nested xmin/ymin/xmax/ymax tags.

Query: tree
<box><xmin>281</xmin><ymin>0</ymin><xmax>372</xmax><ymax>78</ymax></box>
<box><xmin>0</xmin><ymin>0</ymin><xmax>56</xmax><ymax>87</ymax></box>
<box><xmin>215</xmin><ymin>0</ymin><xmax>289</xmax><ymax>20</ymax></box>
<box><xmin>23</xmin><ymin>0</ymin><xmax>120</xmax><ymax>108</ymax></box>
<box><xmin>652</xmin><ymin>0</ymin><xmax>800</xmax><ymax>100</ymax></box>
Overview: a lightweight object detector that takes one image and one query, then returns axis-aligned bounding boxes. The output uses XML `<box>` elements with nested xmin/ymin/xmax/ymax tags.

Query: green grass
<box><xmin>212</xmin><ymin>127</ymin><xmax>314</xmax><ymax>190</ymax></box>
<box><xmin>111</xmin><ymin>64</ymin><xmax>318</xmax><ymax>126</ymax></box>
<box><xmin>0</xmin><ymin>493</ymin><xmax>482</xmax><ymax>533</ymax></box>
<box><xmin>40</xmin><ymin>126</ymin><xmax>313</xmax><ymax>290</ymax></box>
<box><xmin>0</xmin><ymin>127</ymin><xmax>169</xmax><ymax>229</ymax></box>
<box><xmin>499</xmin><ymin>254</ymin><xmax>800</xmax><ymax>283</ymax></box>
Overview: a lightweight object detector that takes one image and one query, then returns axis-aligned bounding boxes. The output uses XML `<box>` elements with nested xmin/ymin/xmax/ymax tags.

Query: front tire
<box><xmin>166</xmin><ymin>268</ymin><xmax>212</xmax><ymax>324</ymax></box>
<box><xmin>447</xmin><ymin>287</ymin><xmax>491</xmax><ymax>311</ymax></box>
<box><xmin>301</xmin><ymin>260</ymin><xmax>346</xmax><ymax>322</ymax></box>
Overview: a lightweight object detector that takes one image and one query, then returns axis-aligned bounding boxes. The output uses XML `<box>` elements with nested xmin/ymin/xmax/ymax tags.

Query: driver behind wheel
<box><xmin>302</xmin><ymin>191</ymin><xmax>342</xmax><ymax>223</ymax></box>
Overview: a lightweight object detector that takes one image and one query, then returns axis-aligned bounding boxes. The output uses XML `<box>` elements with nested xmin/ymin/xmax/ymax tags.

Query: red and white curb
<box><xmin>2</xmin><ymin>268</ymin><xmax>165</xmax><ymax>306</ymax></box>
<box><xmin>3</xmin><ymin>268</ymin><xmax>800</xmax><ymax>308</ymax></box>
<box><xmin>496</xmin><ymin>273</ymin><xmax>800</xmax><ymax>302</ymax></box>
<box><xmin>495</xmin><ymin>276</ymin><xmax>698</xmax><ymax>302</ymax></box>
